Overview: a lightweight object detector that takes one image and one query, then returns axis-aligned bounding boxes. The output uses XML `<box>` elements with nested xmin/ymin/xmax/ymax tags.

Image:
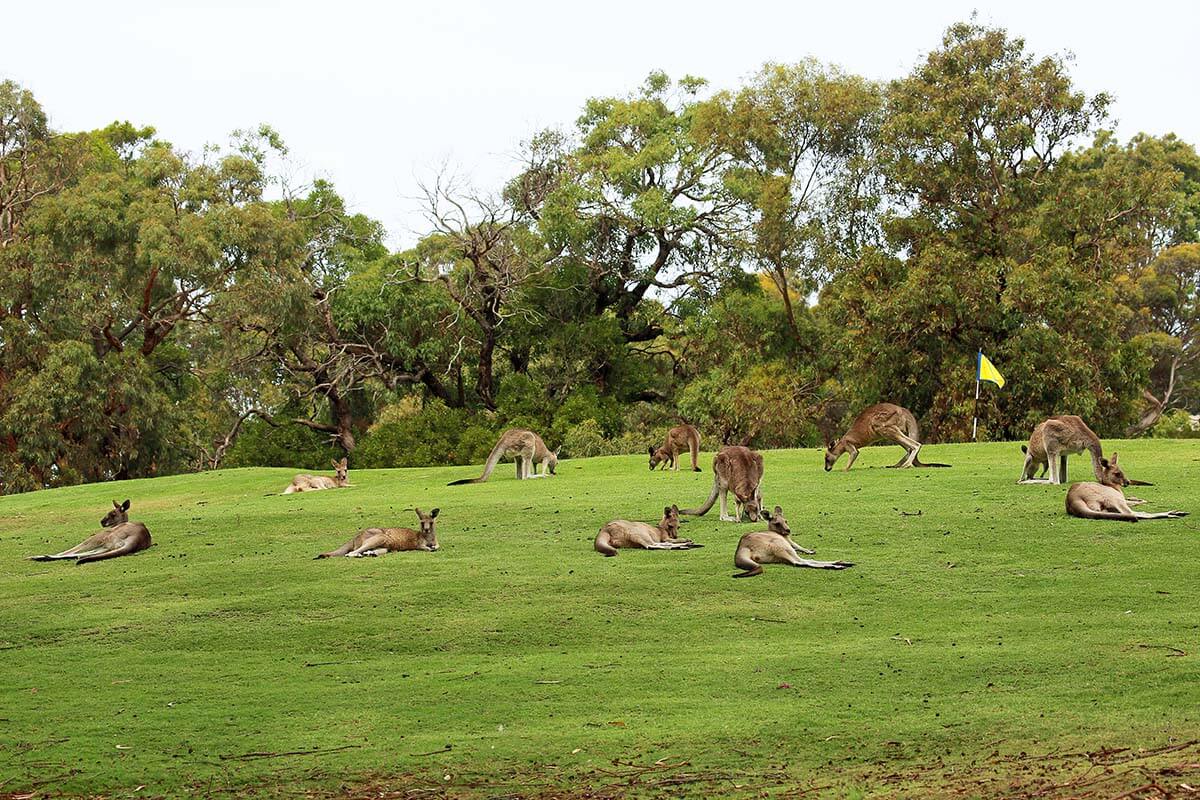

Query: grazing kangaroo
<box><xmin>1018</xmin><ymin>415</ymin><xmax>1110</xmax><ymax>485</ymax></box>
<box><xmin>28</xmin><ymin>500</ymin><xmax>152</xmax><ymax>565</ymax></box>
<box><xmin>316</xmin><ymin>508</ymin><xmax>441</xmax><ymax>558</ymax></box>
<box><xmin>284</xmin><ymin>458</ymin><xmax>349</xmax><ymax>494</ymax></box>
<box><xmin>649</xmin><ymin>424</ymin><xmax>702</xmax><ymax>472</ymax></box>
<box><xmin>594</xmin><ymin>504</ymin><xmax>702</xmax><ymax>556</ymax></box>
<box><xmin>732</xmin><ymin>506</ymin><xmax>854</xmax><ymax>577</ymax></box>
<box><xmin>1065</xmin><ymin>453</ymin><xmax>1187</xmax><ymax>522</ymax></box>
<box><xmin>824</xmin><ymin>403</ymin><xmax>949</xmax><ymax>471</ymax></box>
<box><xmin>448</xmin><ymin>428</ymin><xmax>558</xmax><ymax>485</ymax></box>
<box><xmin>679</xmin><ymin>445</ymin><xmax>764</xmax><ymax>522</ymax></box>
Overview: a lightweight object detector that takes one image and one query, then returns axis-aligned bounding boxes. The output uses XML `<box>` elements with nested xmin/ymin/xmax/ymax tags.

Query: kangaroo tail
<box><xmin>75</xmin><ymin>541</ymin><xmax>141</xmax><ymax>564</ymax></box>
<box><xmin>448</xmin><ymin>438</ymin><xmax>507</xmax><ymax>486</ymax></box>
<box><xmin>679</xmin><ymin>474</ymin><xmax>720</xmax><ymax>516</ymax></box>
<box><xmin>913</xmin><ymin>458</ymin><xmax>951</xmax><ymax>468</ymax></box>
<box><xmin>594</xmin><ymin>530</ymin><xmax>618</xmax><ymax>557</ymax></box>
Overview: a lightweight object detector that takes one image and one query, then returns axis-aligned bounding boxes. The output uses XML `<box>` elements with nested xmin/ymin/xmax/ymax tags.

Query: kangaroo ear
<box><xmin>663</xmin><ymin>506</ymin><xmax>672</xmax><ymax>516</ymax></box>
<box><xmin>774</xmin><ymin>505</ymin><xmax>783</xmax><ymax>515</ymax></box>
<box><xmin>649</xmin><ymin>445</ymin><xmax>657</xmax><ymax>456</ymax></box>
<box><xmin>1110</xmin><ymin>452</ymin><xmax>1119</xmax><ymax>465</ymax></box>
<box><xmin>430</xmin><ymin>508</ymin><xmax>440</xmax><ymax>518</ymax></box>
<box><xmin>122</xmin><ymin>499</ymin><xmax>131</xmax><ymax>511</ymax></box>
<box><xmin>671</xmin><ymin>504</ymin><xmax>679</xmax><ymax>512</ymax></box>
<box><xmin>113</xmin><ymin>499</ymin><xmax>122</xmax><ymax>509</ymax></box>
<box><xmin>331</xmin><ymin>459</ymin><xmax>339</xmax><ymax>468</ymax></box>
<box><xmin>1100</xmin><ymin>458</ymin><xmax>1110</xmax><ymax>468</ymax></box>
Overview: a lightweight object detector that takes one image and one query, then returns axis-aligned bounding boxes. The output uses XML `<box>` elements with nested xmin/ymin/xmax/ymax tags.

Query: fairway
<box><xmin>2</xmin><ymin>440</ymin><xmax>1199</xmax><ymax>798</ymax></box>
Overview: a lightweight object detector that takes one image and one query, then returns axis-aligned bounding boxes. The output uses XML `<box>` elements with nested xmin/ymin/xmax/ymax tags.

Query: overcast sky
<box><xmin>5</xmin><ymin>1</ymin><xmax>1197</xmax><ymax>247</ymax></box>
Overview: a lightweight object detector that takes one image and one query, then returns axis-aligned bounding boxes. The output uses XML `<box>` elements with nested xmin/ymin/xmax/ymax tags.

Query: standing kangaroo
<box><xmin>316</xmin><ymin>508</ymin><xmax>441</xmax><ymax>558</ymax></box>
<box><xmin>732</xmin><ymin>506</ymin><xmax>854</xmax><ymax>577</ymax></box>
<box><xmin>649</xmin><ymin>424</ymin><xmax>702</xmax><ymax>472</ymax></box>
<box><xmin>28</xmin><ymin>500</ymin><xmax>152</xmax><ymax>565</ymax></box>
<box><xmin>448</xmin><ymin>429</ymin><xmax>558</xmax><ymax>485</ymax></box>
<box><xmin>679</xmin><ymin>445</ymin><xmax>764</xmax><ymax>522</ymax></box>
<box><xmin>1065</xmin><ymin>453</ymin><xmax>1187</xmax><ymax>522</ymax></box>
<box><xmin>824</xmin><ymin>403</ymin><xmax>949</xmax><ymax>471</ymax></box>
<box><xmin>1018</xmin><ymin>415</ymin><xmax>1110</xmax><ymax>485</ymax></box>
<box><xmin>284</xmin><ymin>458</ymin><xmax>349</xmax><ymax>494</ymax></box>
<box><xmin>594</xmin><ymin>504</ymin><xmax>702</xmax><ymax>556</ymax></box>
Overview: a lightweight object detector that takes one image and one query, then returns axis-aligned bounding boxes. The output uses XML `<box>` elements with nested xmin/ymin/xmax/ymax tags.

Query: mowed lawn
<box><xmin>2</xmin><ymin>440</ymin><xmax>1199</xmax><ymax>798</ymax></box>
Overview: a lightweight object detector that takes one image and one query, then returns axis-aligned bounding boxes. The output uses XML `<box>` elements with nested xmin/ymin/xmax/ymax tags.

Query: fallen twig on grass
<box><xmin>894</xmin><ymin>508</ymin><xmax>923</xmax><ymax>517</ymax></box>
<box><xmin>1135</xmin><ymin>643</ymin><xmax>1187</xmax><ymax>657</ymax></box>
<box><xmin>219</xmin><ymin>744</ymin><xmax>362</xmax><ymax>761</ymax></box>
<box><xmin>410</xmin><ymin>745</ymin><xmax>453</xmax><ymax>757</ymax></box>
<box><xmin>750</xmin><ymin>616</ymin><xmax>787</xmax><ymax>623</ymax></box>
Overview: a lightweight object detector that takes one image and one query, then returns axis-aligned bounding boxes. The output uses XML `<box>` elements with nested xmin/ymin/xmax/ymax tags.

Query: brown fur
<box><xmin>316</xmin><ymin>508</ymin><xmax>441</xmax><ymax>558</ymax></box>
<box><xmin>594</xmin><ymin>505</ymin><xmax>701</xmax><ymax>556</ymax></box>
<box><xmin>824</xmin><ymin>403</ymin><xmax>949</xmax><ymax>471</ymax></box>
<box><xmin>1019</xmin><ymin>415</ymin><xmax>1104</xmax><ymax>485</ymax></box>
<box><xmin>679</xmin><ymin>445</ymin><xmax>764</xmax><ymax>522</ymax></box>
<box><xmin>28</xmin><ymin>499</ymin><xmax>152</xmax><ymax>565</ymax></box>
<box><xmin>1065</xmin><ymin>453</ymin><xmax>1187</xmax><ymax>522</ymax></box>
<box><xmin>649</xmin><ymin>424</ymin><xmax>702</xmax><ymax>472</ymax></box>
<box><xmin>284</xmin><ymin>458</ymin><xmax>349</xmax><ymax>494</ymax></box>
<box><xmin>731</xmin><ymin>506</ymin><xmax>854</xmax><ymax>577</ymax></box>
<box><xmin>448</xmin><ymin>429</ymin><xmax>558</xmax><ymax>485</ymax></box>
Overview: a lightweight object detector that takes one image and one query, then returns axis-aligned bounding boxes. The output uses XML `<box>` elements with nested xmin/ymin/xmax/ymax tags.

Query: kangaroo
<box><xmin>1065</xmin><ymin>453</ymin><xmax>1187</xmax><ymax>522</ymax></box>
<box><xmin>679</xmin><ymin>445</ymin><xmax>764</xmax><ymax>522</ymax></box>
<box><xmin>594</xmin><ymin>504</ymin><xmax>702</xmax><ymax>556</ymax></box>
<box><xmin>447</xmin><ymin>429</ymin><xmax>558</xmax><ymax>485</ymax></box>
<box><xmin>27</xmin><ymin>500</ymin><xmax>152</xmax><ymax>565</ymax></box>
<box><xmin>732</xmin><ymin>506</ymin><xmax>854</xmax><ymax>577</ymax></box>
<box><xmin>649</xmin><ymin>424</ymin><xmax>702</xmax><ymax>472</ymax></box>
<box><xmin>284</xmin><ymin>458</ymin><xmax>349</xmax><ymax>494</ymax></box>
<box><xmin>316</xmin><ymin>508</ymin><xmax>441</xmax><ymax>558</ymax></box>
<box><xmin>1018</xmin><ymin>415</ymin><xmax>1112</xmax><ymax>485</ymax></box>
<box><xmin>824</xmin><ymin>403</ymin><xmax>949</xmax><ymax>471</ymax></box>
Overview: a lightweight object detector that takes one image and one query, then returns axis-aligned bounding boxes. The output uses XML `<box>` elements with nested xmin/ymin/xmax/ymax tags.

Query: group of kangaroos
<box><xmin>26</xmin><ymin>402</ymin><xmax>1187</xmax><ymax>572</ymax></box>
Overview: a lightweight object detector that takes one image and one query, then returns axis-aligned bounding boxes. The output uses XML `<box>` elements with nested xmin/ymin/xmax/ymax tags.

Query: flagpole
<box><xmin>972</xmin><ymin>350</ymin><xmax>981</xmax><ymax>441</ymax></box>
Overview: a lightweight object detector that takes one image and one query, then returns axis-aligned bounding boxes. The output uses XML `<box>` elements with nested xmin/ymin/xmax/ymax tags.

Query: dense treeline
<box><xmin>1</xmin><ymin>22</ymin><xmax>1198</xmax><ymax>493</ymax></box>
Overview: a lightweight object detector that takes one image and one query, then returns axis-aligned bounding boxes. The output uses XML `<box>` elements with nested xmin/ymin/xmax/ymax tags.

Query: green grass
<box><xmin>2</xmin><ymin>440</ymin><xmax>1199</xmax><ymax>798</ymax></box>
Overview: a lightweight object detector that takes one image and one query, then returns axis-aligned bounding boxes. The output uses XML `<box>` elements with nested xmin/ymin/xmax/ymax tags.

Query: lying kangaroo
<box><xmin>594</xmin><ymin>504</ymin><xmax>702</xmax><ymax>556</ymax></box>
<box><xmin>28</xmin><ymin>499</ymin><xmax>152</xmax><ymax>565</ymax></box>
<box><xmin>679</xmin><ymin>445</ymin><xmax>764</xmax><ymax>522</ymax></box>
<box><xmin>1018</xmin><ymin>415</ymin><xmax>1111</xmax><ymax>485</ymax></box>
<box><xmin>649</xmin><ymin>424</ymin><xmax>702</xmax><ymax>472</ymax></box>
<box><xmin>284</xmin><ymin>458</ymin><xmax>349</xmax><ymax>494</ymax></box>
<box><xmin>732</xmin><ymin>506</ymin><xmax>854</xmax><ymax>577</ymax></box>
<box><xmin>1065</xmin><ymin>453</ymin><xmax>1187</xmax><ymax>522</ymax></box>
<box><xmin>448</xmin><ymin>428</ymin><xmax>558</xmax><ymax>485</ymax></box>
<box><xmin>316</xmin><ymin>508</ymin><xmax>441</xmax><ymax>558</ymax></box>
<box><xmin>824</xmin><ymin>403</ymin><xmax>949</xmax><ymax>471</ymax></box>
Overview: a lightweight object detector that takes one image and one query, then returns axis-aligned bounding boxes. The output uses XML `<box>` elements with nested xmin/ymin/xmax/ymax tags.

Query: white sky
<box><xmin>5</xmin><ymin>0</ymin><xmax>1197</xmax><ymax>248</ymax></box>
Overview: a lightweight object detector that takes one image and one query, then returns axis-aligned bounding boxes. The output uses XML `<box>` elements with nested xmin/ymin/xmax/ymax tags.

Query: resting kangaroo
<box><xmin>649</xmin><ymin>424</ymin><xmax>702</xmax><ymax>472</ymax></box>
<box><xmin>316</xmin><ymin>508</ymin><xmax>441</xmax><ymax>558</ymax></box>
<box><xmin>28</xmin><ymin>500</ymin><xmax>152</xmax><ymax>565</ymax></box>
<box><xmin>824</xmin><ymin>403</ymin><xmax>949</xmax><ymax>471</ymax></box>
<box><xmin>448</xmin><ymin>429</ymin><xmax>558</xmax><ymax>485</ymax></box>
<box><xmin>284</xmin><ymin>458</ymin><xmax>349</xmax><ymax>494</ymax></box>
<box><xmin>594</xmin><ymin>504</ymin><xmax>701</xmax><ymax>556</ymax></box>
<box><xmin>1018</xmin><ymin>415</ymin><xmax>1118</xmax><ymax>485</ymax></box>
<box><xmin>679</xmin><ymin>445</ymin><xmax>763</xmax><ymax>522</ymax></box>
<box><xmin>732</xmin><ymin>506</ymin><xmax>854</xmax><ymax>577</ymax></box>
<box><xmin>1065</xmin><ymin>453</ymin><xmax>1187</xmax><ymax>522</ymax></box>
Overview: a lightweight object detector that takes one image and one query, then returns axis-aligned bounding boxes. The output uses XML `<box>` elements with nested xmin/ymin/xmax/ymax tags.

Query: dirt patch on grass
<box><xmin>6</xmin><ymin>739</ymin><xmax>1199</xmax><ymax>799</ymax></box>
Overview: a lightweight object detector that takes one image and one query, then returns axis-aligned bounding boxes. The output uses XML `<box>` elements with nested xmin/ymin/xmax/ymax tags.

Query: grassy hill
<box><xmin>2</xmin><ymin>440</ymin><xmax>1199</xmax><ymax>798</ymax></box>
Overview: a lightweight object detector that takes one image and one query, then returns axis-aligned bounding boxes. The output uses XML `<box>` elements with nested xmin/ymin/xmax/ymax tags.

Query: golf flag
<box><xmin>977</xmin><ymin>352</ymin><xmax>1005</xmax><ymax>389</ymax></box>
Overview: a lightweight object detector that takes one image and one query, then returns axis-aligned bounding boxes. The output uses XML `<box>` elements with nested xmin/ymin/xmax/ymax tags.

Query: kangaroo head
<box><xmin>332</xmin><ymin>457</ymin><xmax>349</xmax><ymax>485</ymax></box>
<box><xmin>548</xmin><ymin>449</ymin><xmax>559</xmax><ymax>475</ymax></box>
<box><xmin>823</xmin><ymin>441</ymin><xmax>842</xmax><ymax>471</ymax></box>
<box><xmin>737</xmin><ymin>490</ymin><xmax>763</xmax><ymax>522</ymax></box>
<box><xmin>1098</xmin><ymin>452</ymin><xmax>1130</xmax><ymax>489</ymax></box>
<box><xmin>660</xmin><ymin>504</ymin><xmax>680</xmax><ymax>538</ymax></box>
<box><xmin>415</xmin><ymin>507</ymin><xmax>440</xmax><ymax>551</ymax></box>
<box><xmin>648</xmin><ymin>445</ymin><xmax>664</xmax><ymax>470</ymax></box>
<box><xmin>102</xmin><ymin>499</ymin><xmax>130</xmax><ymax>527</ymax></box>
<box><xmin>766</xmin><ymin>505</ymin><xmax>790</xmax><ymax>537</ymax></box>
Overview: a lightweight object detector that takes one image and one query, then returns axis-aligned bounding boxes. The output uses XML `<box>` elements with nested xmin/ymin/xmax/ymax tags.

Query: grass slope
<box><xmin>1</xmin><ymin>441</ymin><xmax>1199</xmax><ymax>798</ymax></box>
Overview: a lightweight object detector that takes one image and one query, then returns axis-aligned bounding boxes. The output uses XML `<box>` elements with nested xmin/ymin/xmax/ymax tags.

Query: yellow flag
<box><xmin>977</xmin><ymin>352</ymin><xmax>1005</xmax><ymax>389</ymax></box>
